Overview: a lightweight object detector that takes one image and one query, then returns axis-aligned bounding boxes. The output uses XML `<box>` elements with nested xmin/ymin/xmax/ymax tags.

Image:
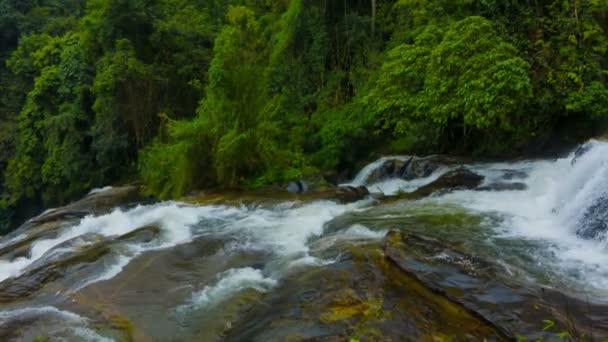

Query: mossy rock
<box><xmin>108</xmin><ymin>314</ymin><xmax>135</xmax><ymax>342</ymax></box>
<box><xmin>320</xmin><ymin>288</ymin><xmax>383</xmax><ymax>323</ymax></box>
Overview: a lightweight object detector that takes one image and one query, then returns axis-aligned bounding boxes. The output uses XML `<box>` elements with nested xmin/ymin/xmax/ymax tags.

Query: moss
<box><xmin>320</xmin><ymin>288</ymin><xmax>383</xmax><ymax>323</ymax></box>
<box><xmin>109</xmin><ymin>314</ymin><xmax>135</xmax><ymax>342</ymax></box>
<box><xmin>33</xmin><ymin>337</ymin><xmax>52</xmax><ymax>342</ymax></box>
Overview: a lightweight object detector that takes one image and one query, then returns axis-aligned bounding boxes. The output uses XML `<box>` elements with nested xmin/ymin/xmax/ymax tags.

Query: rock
<box><xmin>0</xmin><ymin>243</ymin><xmax>110</xmax><ymax>303</ymax></box>
<box><xmin>413</xmin><ymin>168</ymin><xmax>484</xmax><ymax>197</ymax></box>
<box><xmin>224</xmin><ymin>240</ymin><xmax>506</xmax><ymax>341</ymax></box>
<box><xmin>401</xmin><ymin>156</ymin><xmax>448</xmax><ymax>180</ymax></box>
<box><xmin>380</xmin><ymin>230</ymin><xmax>606</xmax><ymax>340</ymax></box>
<box><xmin>366</xmin><ymin>157</ymin><xmax>411</xmax><ymax>183</ymax></box>
<box><xmin>0</xmin><ymin>229</ymin><xmax>60</xmax><ymax>260</ymax></box>
<box><xmin>287</xmin><ymin>179</ymin><xmax>326</xmax><ymax>193</ymax></box>
<box><xmin>478</xmin><ymin>182</ymin><xmax>528</xmax><ymax>192</ymax></box>
<box><xmin>117</xmin><ymin>226</ymin><xmax>161</xmax><ymax>244</ymax></box>
<box><xmin>334</xmin><ymin>185</ymin><xmax>370</xmax><ymax>203</ymax></box>
<box><xmin>27</xmin><ymin>185</ymin><xmax>144</xmax><ymax>227</ymax></box>
<box><xmin>365</xmin><ymin>155</ymin><xmax>463</xmax><ymax>184</ymax></box>
<box><xmin>286</xmin><ymin>181</ymin><xmax>301</xmax><ymax>193</ymax></box>
<box><xmin>500</xmin><ymin>169</ymin><xmax>528</xmax><ymax>180</ymax></box>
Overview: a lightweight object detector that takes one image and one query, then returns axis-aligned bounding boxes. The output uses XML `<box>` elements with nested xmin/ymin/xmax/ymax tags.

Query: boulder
<box><xmin>334</xmin><ymin>185</ymin><xmax>370</xmax><ymax>203</ymax></box>
<box><xmin>28</xmin><ymin>185</ymin><xmax>144</xmax><ymax>227</ymax></box>
<box><xmin>365</xmin><ymin>157</ymin><xmax>412</xmax><ymax>184</ymax></box>
<box><xmin>287</xmin><ymin>181</ymin><xmax>303</xmax><ymax>193</ymax></box>
<box><xmin>413</xmin><ymin>168</ymin><xmax>484</xmax><ymax>197</ymax></box>
<box><xmin>477</xmin><ymin>182</ymin><xmax>528</xmax><ymax>192</ymax></box>
<box><xmin>365</xmin><ymin>155</ymin><xmax>463</xmax><ymax>184</ymax></box>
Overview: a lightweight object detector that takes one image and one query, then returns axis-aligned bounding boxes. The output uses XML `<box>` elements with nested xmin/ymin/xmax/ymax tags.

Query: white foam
<box><xmin>338</xmin><ymin>224</ymin><xmax>386</xmax><ymax>240</ymax></box>
<box><xmin>71</xmin><ymin>327</ymin><xmax>115</xmax><ymax>342</ymax></box>
<box><xmin>0</xmin><ymin>196</ymin><xmax>372</xmax><ymax>291</ymax></box>
<box><xmin>0</xmin><ymin>203</ymin><xmax>234</xmax><ymax>282</ymax></box>
<box><xmin>347</xmin><ymin>155</ymin><xmax>452</xmax><ymax>195</ymax></box>
<box><xmin>222</xmin><ymin>200</ymin><xmax>371</xmax><ymax>256</ymax></box>
<box><xmin>0</xmin><ymin>306</ymin><xmax>85</xmax><ymax>323</ymax></box>
<box><xmin>366</xmin><ymin>167</ymin><xmax>449</xmax><ymax>195</ymax></box>
<box><xmin>72</xmin><ymin>254</ymin><xmax>132</xmax><ymax>292</ymax></box>
<box><xmin>0</xmin><ymin>306</ymin><xmax>113</xmax><ymax>342</ymax></box>
<box><xmin>431</xmin><ymin>140</ymin><xmax>608</xmax><ymax>290</ymax></box>
<box><xmin>88</xmin><ymin>186</ymin><xmax>113</xmax><ymax>195</ymax></box>
<box><xmin>179</xmin><ymin>267</ymin><xmax>277</xmax><ymax>311</ymax></box>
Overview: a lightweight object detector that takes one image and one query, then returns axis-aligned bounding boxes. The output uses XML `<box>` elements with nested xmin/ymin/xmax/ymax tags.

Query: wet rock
<box><xmin>286</xmin><ymin>180</ymin><xmax>308</xmax><ymax>193</ymax></box>
<box><xmin>334</xmin><ymin>186</ymin><xmax>370</xmax><ymax>203</ymax></box>
<box><xmin>478</xmin><ymin>182</ymin><xmax>528</xmax><ymax>192</ymax></box>
<box><xmin>224</xmin><ymin>242</ymin><xmax>505</xmax><ymax>341</ymax></box>
<box><xmin>319</xmin><ymin>288</ymin><xmax>383</xmax><ymax>323</ymax></box>
<box><xmin>28</xmin><ymin>185</ymin><xmax>144</xmax><ymax>227</ymax></box>
<box><xmin>286</xmin><ymin>181</ymin><xmax>300</xmax><ymax>193</ymax></box>
<box><xmin>366</xmin><ymin>156</ymin><xmax>461</xmax><ymax>184</ymax></box>
<box><xmin>66</xmin><ymin>237</ymin><xmax>269</xmax><ymax>342</ymax></box>
<box><xmin>413</xmin><ymin>168</ymin><xmax>484</xmax><ymax>197</ymax></box>
<box><xmin>381</xmin><ymin>230</ymin><xmax>608</xmax><ymax>340</ymax></box>
<box><xmin>366</xmin><ymin>157</ymin><xmax>412</xmax><ymax>183</ymax></box>
<box><xmin>383</xmin><ymin>231</ymin><xmax>494</xmax><ymax>279</ymax></box>
<box><xmin>0</xmin><ymin>229</ymin><xmax>60</xmax><ymax>260</ymax></box>
<box><xmin>117</xmin><ymin>226</ymin><xmax>161</xmax><ymax>244</ymax></box>
<box><xmin>500</xmin><ymin>169</ymin><xmax>528</xmax><ymax>180</ymax></box>
<box><xmin>0</xmin><ymin>244</ymin><xmax>110</xmax><ymax>303</ymax></box>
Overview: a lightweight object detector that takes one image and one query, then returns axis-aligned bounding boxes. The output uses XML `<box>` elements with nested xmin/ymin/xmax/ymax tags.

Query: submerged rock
<box><xmin>500</xmin><ymin>169</ymin><xmax>528</xmax><ymax>180</ymax></box>
<box><xmin>478</xmin><ymin>182</ymin><xmax>528</xmax><ymax>192</ymax></box>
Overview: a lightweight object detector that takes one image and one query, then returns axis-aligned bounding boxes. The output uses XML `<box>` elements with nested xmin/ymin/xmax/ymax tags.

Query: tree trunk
<box><xmin>371</xmin><ymin>0</ymin><xmax>376</xmax><ymax>35</ymax></box>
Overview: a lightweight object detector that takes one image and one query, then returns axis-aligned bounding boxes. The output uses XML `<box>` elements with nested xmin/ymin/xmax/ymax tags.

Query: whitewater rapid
<box><xmin>405</xmin><ymin>140</ymin><xmax>608</xmax><ymax>291</ymax></box>
<box><xmin>2</xmin><ymin>139</ymin><xmax>608</xmax><ymax>340</ymax></box>
<box><xmin>0</xmin><ymin>196</ymin><xmax>377</xmax><ymax>316</ymax></box>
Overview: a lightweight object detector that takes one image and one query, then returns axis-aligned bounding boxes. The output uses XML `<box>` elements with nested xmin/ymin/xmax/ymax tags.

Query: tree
<box><xmin>366</xmin><ymin>16</ymin><xmax>532</xmax><ymax>153</ymax></box>
<box><xmin>5</xmin><ymin>32</ymin><xmax>94</xmax><ymax>205</ymax></box>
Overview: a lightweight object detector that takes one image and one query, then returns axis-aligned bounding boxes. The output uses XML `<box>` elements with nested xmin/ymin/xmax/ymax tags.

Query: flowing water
<box><xmin>2</xmin><ymin>141</ymin><xmax>608</xmax><ymax>341</ymax></box>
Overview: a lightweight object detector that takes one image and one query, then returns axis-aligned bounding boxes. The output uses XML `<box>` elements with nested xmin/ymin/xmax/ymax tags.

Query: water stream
<box><xmin>1</xmin><ymin>141</ymin><xmax>608</xmax><ymax>340</ymax></box>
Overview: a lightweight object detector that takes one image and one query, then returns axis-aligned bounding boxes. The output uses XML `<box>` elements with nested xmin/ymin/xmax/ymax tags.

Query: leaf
<box><xmin>542</xmin><ymin>319</ymin><xmax>555</xmax><ymax>331</ymax></box>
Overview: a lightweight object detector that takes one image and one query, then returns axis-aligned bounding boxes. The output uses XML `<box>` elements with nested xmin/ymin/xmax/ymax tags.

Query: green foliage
<box><xmin>1</xmin><ymin>0</ymin><xmax>219</xmax><ymax>211</ymax></box>
<box><xmin>366</xmin><ymin>16</ymin><xmax>532</xmax><ymax>153</ymax></box>
<box><xmin>91</xmin><ymin>38</ymin><xmax>157</xmax><ymax>179</ymax></box>
<box><xmin>5</xmin><ymin>32</ymin><xmax>94</xmax><ymax>204</ymax></box>
<box><xmin>1</xmin><ymin>0</ymin><xmax>608</xmax><ymax>219</ymax></box>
